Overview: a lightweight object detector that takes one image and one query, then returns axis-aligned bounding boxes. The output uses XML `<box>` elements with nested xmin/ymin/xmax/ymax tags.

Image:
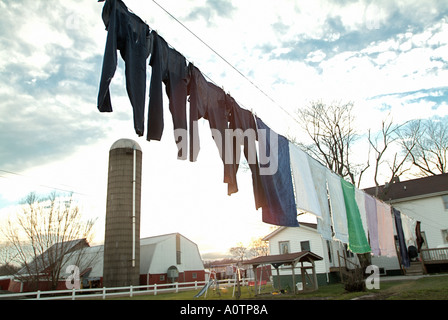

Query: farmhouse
<box><xmin>262</xmin><ymin>222</ymin><xmax>360</xmax><ymax>287</ymax></box>
<box><xmin>364</xmin><ymin>173</ymin><xmax>448</xmax><ymax>273</ymax></box>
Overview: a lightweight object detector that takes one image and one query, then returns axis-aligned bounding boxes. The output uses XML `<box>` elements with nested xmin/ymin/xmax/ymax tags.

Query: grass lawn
<box><xmin>107</xmin><ymin>274</ymin><xmax>448</xmax><ymax>300</ymax></box>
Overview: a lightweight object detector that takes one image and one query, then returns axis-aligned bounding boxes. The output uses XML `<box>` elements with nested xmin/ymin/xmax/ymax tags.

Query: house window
<box><xmin>279</xmin><ymin>241</ymin><xmax>290</xmax><ymax>254</ymax></box>
<box><xmin>300</xmin><ymin>241</ymin><xmax>310</xmax><ymax>252</ymax></box>
<box><xmin>344</xmin><ymin>243</ymin><xmax>354</xmax><ymax>258</ymax></box>
<box><xmin>160</xmin><ymin>275</ymin><xmax>165</xmax><ymax>281</ymax></box>
<box><xmin>192</xmin><ymin>273</ymin><xmax>197</xmax><ymax>279</ymax></box>
<box><xmin>442</xmin><ymin>195</ymin><xmax>448</xmax><ymax>210</ymax></box>
<box><xmin>442</xmin><ymin>230</ymin><xmax>448</xmax><ymax>244</ymax></box>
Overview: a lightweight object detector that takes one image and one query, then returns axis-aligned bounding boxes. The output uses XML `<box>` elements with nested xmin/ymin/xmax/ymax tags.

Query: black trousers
<box><xmin>148</xmin><ymin>31</ymin><xmax>188</xmax><ymax>156</ymax></box>
<box><xmin>97</xmin><ymin>0</ymin><xmax>151</xmax><ymax>137</ymax></box>
<box><xmin>227</xmin><ymin>96</ymin><xmax>266</xmax><ymax>207</ymax></box>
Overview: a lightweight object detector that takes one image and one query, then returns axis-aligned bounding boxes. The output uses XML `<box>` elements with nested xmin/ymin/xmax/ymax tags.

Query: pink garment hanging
<box><xmin>376</xmin><ymin>199</ymin><xmax>397</xmax><ymax>257</ymax></box>
<box><xmin>365</xmin><ymin>194</ymin><xmax>380</xmax><ymax>256</ymax></box>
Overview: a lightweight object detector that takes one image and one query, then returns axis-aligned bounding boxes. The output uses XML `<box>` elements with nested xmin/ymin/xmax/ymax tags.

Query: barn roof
<box><xmin>16</xmin><ymin>239</ymin><xmax>89</xmax><ymax>277</ymax></box>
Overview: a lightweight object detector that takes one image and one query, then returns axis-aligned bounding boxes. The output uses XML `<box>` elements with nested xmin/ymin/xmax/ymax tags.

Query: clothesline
<box><xmin>96</xmin><ymin>0</ymin><xmax>418</xmax><ymax>268</ymax></box>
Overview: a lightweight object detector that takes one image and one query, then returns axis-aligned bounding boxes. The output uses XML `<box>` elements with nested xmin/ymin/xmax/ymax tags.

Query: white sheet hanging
<box><xmin>289</xmin><ymin>143</ymin><xmax>322</xmax><ymax>218</ymax></box>
<box><xmin>326</xmin><ymin>171</ymin><xmax>348</xmax><ymax>244</ymax></box>
<box><xmin>308</xmin><ymin>158</ymin><xmax>332</xmax><ymax>241</ymax></box>
<box><xmin>355</xmin><ymin>188</ymin><xmax>369</xmax><ymax>239</ymax></box>
<box><xmin>401</xmin><ymin>213</ymin><xmax>417</xmax><ymax>247</ymax></box>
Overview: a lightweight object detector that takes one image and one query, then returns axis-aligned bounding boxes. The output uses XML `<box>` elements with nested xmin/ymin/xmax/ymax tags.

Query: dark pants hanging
<box><xmin>227</xmin><ymin>95</ymin><xmax>266</xmax><ymax>207</ymax></box>
<box><xmin>97</xmin><ymin>0</ymin><xmax>151</xmax><ymax>137</ymax></box>
<box><xmin>187</xmin><ymin>63</ymin><xmax>208</xmax><ymax>162</ymax></box>
<box><xmin>148</xmin><ymin>31</ymin><xmax>188</xmax><ymax>160</ymax></box>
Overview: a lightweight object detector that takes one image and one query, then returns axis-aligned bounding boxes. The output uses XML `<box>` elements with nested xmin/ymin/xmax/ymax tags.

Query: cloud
<box><xmin>184</xmin><ymin>0</ymin><xmax>236</xmax><ymax>26</ymax></box>
<box><xmin>0</xmin><ymin>0</ymin><xmax>111</xmax><ymax>172</ymax></box>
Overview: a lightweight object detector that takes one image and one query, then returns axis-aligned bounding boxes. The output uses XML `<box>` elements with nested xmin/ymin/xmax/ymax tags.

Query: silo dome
<box><xmin>110</xmin><ymin>138</ymin><xmax>142</xmax><ymax>151</ymax></box>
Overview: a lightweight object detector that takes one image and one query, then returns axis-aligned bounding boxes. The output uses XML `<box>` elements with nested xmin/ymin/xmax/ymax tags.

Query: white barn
<box><xmin>139</xmin><ymin>233</ymin><xmax>206</xmax><ymax>285</ymax></box>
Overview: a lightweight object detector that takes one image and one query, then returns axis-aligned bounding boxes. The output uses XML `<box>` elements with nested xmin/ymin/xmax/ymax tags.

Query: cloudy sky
<box><xmin>0</xmin><ymin>0</ymin><xmax>447</xmax><ymax>258</ymax></box>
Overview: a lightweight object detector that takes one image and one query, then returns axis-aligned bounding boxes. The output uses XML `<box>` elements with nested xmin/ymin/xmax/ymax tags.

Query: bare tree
<box><xmin>1</xmin><ymin>192</ymin><xmax>97</xmax><ymax>291</ymax></box>
<box><xmin>368</xmin><ymin>115</ymin><xmax>417</xmax><ymax>197</ymax></box>
<box><xmin>399</xmin><ymin>117</ymin><xmax>448</xmax><ymax>176</ymax></box>
<box><xmin>229</xmin><ymin>242</ymin><xmax>248</xmax><ymax>263</ymax></box>
<box><xmin>295</xmin><ymin>100</ymin><xmax>369</xmax><ymax>187</ymax></box>
<box><xmin>248</xmin><ymin>237</ymin><xmax>269</xmax><ymax>258</ymax></box>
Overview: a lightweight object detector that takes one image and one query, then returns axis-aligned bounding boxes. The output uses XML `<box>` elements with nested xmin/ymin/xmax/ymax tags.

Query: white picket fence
<box><xmin>0</xmin><ymin>278</ymin><xmax>254</xmax><ymax>300</ymax></box>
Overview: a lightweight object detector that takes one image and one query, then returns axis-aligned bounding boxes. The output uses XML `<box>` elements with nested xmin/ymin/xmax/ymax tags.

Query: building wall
<box><xmin>0</xmin><ymin>277</ymin><xmax>11</xmax><ymax>290</ymax></box>
<box><xmin>140</xmin><ymin>270</ymin><xmax>206</xmax><ymax>285</ymax></box>
<box><xmin>140</xmin><ymin>234</ymin><xmax>205</xmax><ymax>285</ymax></box>
<box><xmin>392</xmin><ymin>194</ymin><xmax>448</xmax><ymax>249</ymax></box>
<box><xmin>267</xmin><ymin>227</ymin><xmax>328</xmax><ymax>275</ymax></box>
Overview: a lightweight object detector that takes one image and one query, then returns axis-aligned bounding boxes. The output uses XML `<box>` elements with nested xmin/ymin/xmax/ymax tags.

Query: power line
<box><xmin>150</xmin><ymin>0</ymin><xmax>300</xmax><ymax>125</ymax></box>
<box><xmin>0</xmin><ymin>169</ymin><xmax>90</xmax><ymax>197</ymax></box>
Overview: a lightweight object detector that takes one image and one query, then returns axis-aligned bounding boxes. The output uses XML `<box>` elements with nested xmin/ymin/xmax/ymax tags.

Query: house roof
<box><xmin>262</xmin><ymin>222</ymin><xmax>317</xmax><ymax>241</ymax></box>
<box><xmin>60</xmin><ymin>245</ymin><xmax>104</xmax><ymax>280</ymax></box>
<box><xmin>243</xmin><ymin>251</ymin><xmax>323</xmax><ymax>267</ymax></box>
<box><xmin>363</xmin><ymin>173</ymin><xmax>448</xmax><ymax>202</ymax></box>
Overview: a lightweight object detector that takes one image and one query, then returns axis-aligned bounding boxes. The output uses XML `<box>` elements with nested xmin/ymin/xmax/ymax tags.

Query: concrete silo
<box><xmin>103</xmin><ymin>139</ymin><xmax>142</xmax><ymax>288</ymax></box>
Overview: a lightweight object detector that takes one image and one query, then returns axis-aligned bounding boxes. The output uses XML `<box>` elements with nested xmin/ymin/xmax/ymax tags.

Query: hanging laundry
<box><xmin>204</xmin><ymin>82</ymin><xmax>236</xmax><ymax>191</ymax></box>
<box><xmin>340</xmin><ymin>178</ymin><xmax>371</xmax><ymax>253</ymax></box>
<box><xmin>393</xmin><ymin>208</ymin><xmax>411</xmax><ymax>268</ymax></box>
<box><xmin>255</xmin><ymin>117</ymin><xmax>299</xmax><ymax>227</ymax></box>
<box><xmin>97</xmin><ymin>0</ymin><xmax>152</xmax><ymax>137</ymax></box>
<box><xmin>364</xmin><ymin>194</ymin><xmax>381</xmax><ymax>256</ymax></box>
<box><xmin>376</xmin><ymin>200</ymin><xmax>397</xmax><ymax>257</ymax></box>
<box><xmin>227</xmin><ymin>95</ymin><xmax>266</xmax><ymax>208</ymax></box>
<box><xmin>308</xmin><ymin>158</ymin><xmax>332</xmax><ymax>241</ymax></box>
<box><xmin>340</xmin><ymin>179</ymin><xmax>371</xmax><ymax>254</ymax></box>
<box><xmin>401</xmin><ymin>213</ymin><xmax>417</xmax><ymax>247</ymax></box>
<box><xmin>289</xmin><ymin>143</ymin><xmax>322</xmax><ymax>218</ymax></box>
<box><xmin>147</xmin><ymin>31</ymin><xmax>188</xmax><ymax>158</ymax></box>
<box><xmin>186</xmin><ymin>63</ymin><xmax>208</xmax><ymax>162</ymax></box>
<box><xmin>354</xmin><ymin>188</ymin><xmax>369</xmax><ymax>239</ymax></box>
<box><xmin>416</xmin><ymin>221</ymin><xmax>425</xmax><ymax>252</ymax></box>
<box><xmin>186</xmin><ymin>63</ymin><xmax>236</xmax><ymax>189</ymax></box>
<box><xmin>326</xmin><ymin>171</ymin><xmax>348</xmax><ymax>243</ymax></box>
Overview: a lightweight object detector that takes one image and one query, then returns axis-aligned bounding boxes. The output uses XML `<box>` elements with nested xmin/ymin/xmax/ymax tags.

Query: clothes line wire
<box><xmin>150</xmin><ymin>0</ymin><xmax>300</xmax><ymax>126</ymax></box>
